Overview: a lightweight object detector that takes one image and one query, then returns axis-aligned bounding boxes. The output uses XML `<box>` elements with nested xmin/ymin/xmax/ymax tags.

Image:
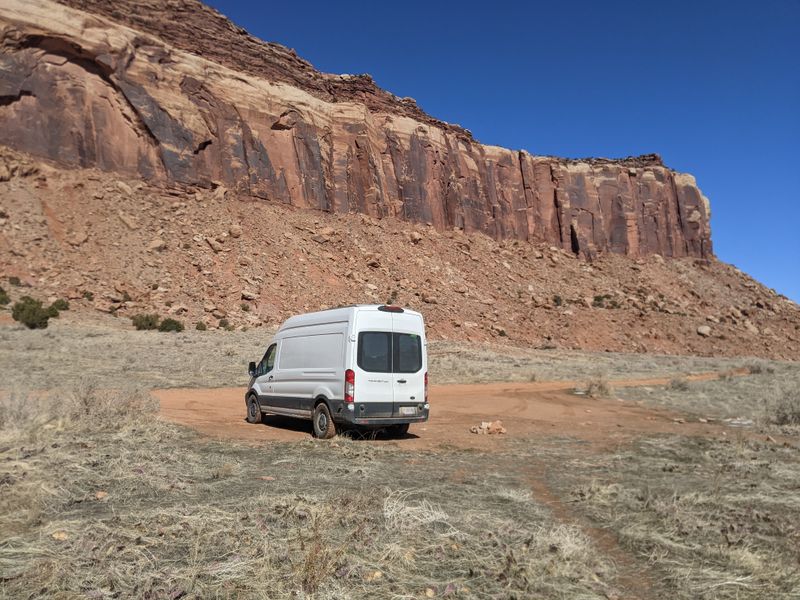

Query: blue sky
<box><xmin>208</xmin><ymin>0</ymin><xmax>800</xmax><ymax>302</ymax></box>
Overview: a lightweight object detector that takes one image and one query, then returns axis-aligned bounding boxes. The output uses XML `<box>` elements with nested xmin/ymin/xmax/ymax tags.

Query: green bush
<box><xmin>81</xmin><ymin>290</ymin><xmax>94</xmax><ymax>301</ymax></box>
<box><xmin>158</xmin><ymin>318</ymin><xmax>184</xmax><ymax>333</ymax></box>
<box><xmin>50</xmin><ymin>298</ymin><xmax>69</xmax><ymax>312</ymax></box>
<box><xmin>240</xmin><ymin>302</ymin><xmax>250</xmax><ymax>312</ymax></box>
<box><xmin>0</xmin><ymin>286</ymin><xmax>9</xmax><ymax>306</ymax></box>
<box><xmin>11</xmin><ymin>296</ymin><xmax>52</xmax><ymax>329</ymax></box>
<box><xmin>195</xmin><ymin>321</ymin><xmax>207</xmax><ymax>331</ymax></box>
<box><xmin>218</xmin><ymin>318</ymin><xmax>234</xmax><ymax>331</ymax></box>
<box><xmin>8</xmin><ymin>276</ymin><xmax>21</xmax><ymax>287</ymax></box>
<box><xmin>131</xmin><ymin>313</ymin><xmax>160</xmax><ymax>331</ymax></box>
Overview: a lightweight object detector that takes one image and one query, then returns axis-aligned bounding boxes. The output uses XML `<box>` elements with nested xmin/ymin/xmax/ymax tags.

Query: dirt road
<box><xmin>155</xmin><ymin>371</ymin><xmax>735</xmax><ymax>449</ymax></box>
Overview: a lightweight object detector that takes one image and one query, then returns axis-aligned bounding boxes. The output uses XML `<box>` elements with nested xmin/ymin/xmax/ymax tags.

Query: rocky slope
<box><xmin>0</xmin><ymin>0</ymin><xmax>711</xmax><ymax>258</ymax></box>
<box><xmin>1</xmin><ymin>147</ymin><xmax>798</xmax><ymax>360</ymax></box>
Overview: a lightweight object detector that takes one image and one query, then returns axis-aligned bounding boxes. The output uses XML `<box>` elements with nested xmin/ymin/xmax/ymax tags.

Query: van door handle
<box><xmin>397</xmin><ymin>379</ymin><xmax>407</xmax><ymax>384</ymax></box>
<box><xmin>268</xmin><ymin>375</ymin><xmax>273</xmax><ymax>381</ymax></box>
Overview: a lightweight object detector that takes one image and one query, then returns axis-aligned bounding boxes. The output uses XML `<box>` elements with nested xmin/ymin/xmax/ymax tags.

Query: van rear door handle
<box><xmin>268</xmin><ymin>375</ymin><xmax>273</xmax><ymax>381</ymax></box>
<box><xmin>397</xmin><ymin>379</ymin><xmax>407</xmax><ymax>384</ymax></box>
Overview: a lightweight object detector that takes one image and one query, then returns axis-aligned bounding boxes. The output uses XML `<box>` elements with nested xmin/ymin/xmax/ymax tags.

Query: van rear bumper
<box><xmin>329</xmin><ymin>400</ymin><xmax>429</xmax><ymax>427</ymax></box>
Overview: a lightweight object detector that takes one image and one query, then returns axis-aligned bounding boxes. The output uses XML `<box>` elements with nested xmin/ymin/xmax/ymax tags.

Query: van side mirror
<box><xmin>248</xmin><ymin>361</ymin><xmax>256</xmax><ymax>377</ymax></box>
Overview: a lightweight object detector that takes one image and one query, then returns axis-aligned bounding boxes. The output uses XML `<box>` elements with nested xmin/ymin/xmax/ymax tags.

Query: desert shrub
<box><xmin>81</xmin><ymin>289</ymin><xmax>94</xmax><ymax>301</ymax></box>
<box><xmin>553</xmin><ymin>295</ymin><xmax>563</xmax><ymax>307</ymax></box>
<box><xmin>0</xmin><ymin>285</ymin><xmax>9</xmax><ymax>305</ymax></box>
<box><xmin>49</xmin><ymin>298</ymin><xmax>70</xmax><ymax>312</ymax></box>
<box><xmin>240</xmin><ymin>302</ymin><xmax>250</xmax><ymax>312</ymax></box>
<box><xmin>592</xmin><ymin>294</ymin><xmax>609</xmax><ymax>308</ymax></box>
<box><xmin>668</xmin><ymin>377</ymin><xmax>690</xmax><ymax>391</ymax></box>
<box><xmin>11</xmin><ymin>296</ymin><xmax>52</xmax><ymax>329</ymax></box>
<box><xmin>158</xmin><ymin>318</ymin><xmax>184</xmax><ymax>333</ymax></box>
<box><xmin>585</xmin><ymin>377</ymin><xmax>612</xmax><ymax>399</ymax></box>
<box><xmin>8</xmin><ymin>275</ymin><xmax>21</xmax><ymax>286</ymax></box>
<box><xmin>219</xmin><ymin>318</ymin><xmax>233</xmax><ymax>331</ymax></box>
<box><xmin>195</xmin><ymin>321</ymin><xmax>207</xmax><ymax>331</ymax></box>
<box><xmin>131</xmin><ymin>313</ymin><xmax>160</xmax><ymax>330</ymax></box>
<box><xmin>771</xmin><ymin>390</ymin><xmax>800</xmax><ymax>426</ymax></box>
<box><xmin>746</xmin><ymin>361</ymin><xmax>775</xmax><ymax>375</ymax></box>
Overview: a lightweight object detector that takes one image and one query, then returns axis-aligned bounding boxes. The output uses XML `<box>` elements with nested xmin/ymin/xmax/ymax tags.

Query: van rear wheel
<box><xmin>312</xmin><ymin>403</ymin><xmax>337</xmax><ymax>439</ymax></box>
<box><xmin>246</xmin><ymin>395</ymin><xmax>262</xmax><ymax>424</ymax></box>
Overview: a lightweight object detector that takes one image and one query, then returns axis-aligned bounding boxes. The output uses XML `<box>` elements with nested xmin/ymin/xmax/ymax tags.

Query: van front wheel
<box><xmin>312</xmin><ymin>403</ymin><xmax>337</xmax><ymax>439</ymax></box>
<box><xmin>246</xmin><ymin>395</ymin><xmax>262</xmax><ymax>424</ymax></box>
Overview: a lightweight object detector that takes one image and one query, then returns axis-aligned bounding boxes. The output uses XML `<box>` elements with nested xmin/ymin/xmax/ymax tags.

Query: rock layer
<box><xmin>0</xmin><ymin>0</ymin><xmax>711</xmax><ymax>258</ymax></box>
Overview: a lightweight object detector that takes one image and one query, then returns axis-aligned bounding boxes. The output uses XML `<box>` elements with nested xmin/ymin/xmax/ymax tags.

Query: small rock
<box><xmin>147</xmin><ymin>238</ymin><xmax>166</xmax><ymax>252</ymax></box>
<box><xmin>696</xmin><ymin>325</ymin><xmax>712</xmax><ymax>337</ymax></box>
<box><xmin>241</xmin><ymin>290</ymin><xmax>257</xmax><ymax>301</ymax></box>
<box><xmin>68</xmin><ymin>230</ymin><xmax>88</xmax><ymax>246</ymax></box>
<box><xmin>95</xmin><ymin>491</ymin><xmax>109</xmax><ymax>501</ymax></box>
<box><xmin>206</xmin><ymin>238</ymin><xmax>224</xmax><ymax>253</ymax></box>
<box><xmin>229</xmin><ymin>224</ymin><xmax>243</xmax><ymax>238</ymax></box>
<box><xmin>470</xmin><ymin>420</ymin><xmax>506</xmax><ymax>435</ymax></box>
<box><xmin>421</xmin><ymin>293</ymin><xmax>438</xmax><ymax>304</ymax></box>
<box><xmin>116</xmin><ymin>181</ymin><xmax>133</xmax><ymax>195</ymax></box>
<box><xmin>407</xmin><ymin>231</ymin><xmax>423</xmax><ymax>244</ymax></box>
<box><xmin>118</xmin><ymin>212</ymin><xmax>138</xmax><ymax>230</ymax></box>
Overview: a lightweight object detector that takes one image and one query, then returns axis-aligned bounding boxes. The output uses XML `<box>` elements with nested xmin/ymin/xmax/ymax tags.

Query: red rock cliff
<box><xmin>0</xmin><ymin>0</ymin><xmax>712</xmax><ymax>258</ymax></box>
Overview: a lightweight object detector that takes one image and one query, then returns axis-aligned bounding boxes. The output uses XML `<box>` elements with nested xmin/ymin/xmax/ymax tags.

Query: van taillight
<box><xmin>345</xmin><ymin>369</ymin><xmax>355</xmax><ymax>403</ymax></box>
<box><xmin>424</xmin><ymin>371</ymin><xmax>428</xmax><ymax>403</ymax></box>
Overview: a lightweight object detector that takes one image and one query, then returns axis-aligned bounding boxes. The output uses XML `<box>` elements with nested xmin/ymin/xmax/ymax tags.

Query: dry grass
<box><xmin>561</xmin><ymin>435</ymin><xmax>800</xmax><ymax>598</ymax></box>
<box><xmin>769</xmin><ymin>388</ymin><xmax>800</xmax><ymax>426</ymax></box>
<box><xmin>1</xmin><ymin>320</ymin><xmax>790</xmax><ymax>390</ymax></box>
<box><xmin>0</xmin><ymin>387</ymin><xmax>616</xmax><ymax>599</ymax></box>
<box><xmin>616</xmin><ymin>362</ymin><xmax>800</xmax><ymax>422</ymax></box>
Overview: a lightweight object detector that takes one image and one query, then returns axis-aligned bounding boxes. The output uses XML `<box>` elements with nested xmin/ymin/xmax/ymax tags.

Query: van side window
<box><xmin>357</xmin><ymin>332</ymin><xmax>391</xmax><ymax>373</ymax></box>
<box><xmin>258</xmin><ymin>344</ymin><xmax>276</xmax><ymax>376</ymax></box>
<box><xmin>393</xmin><ymin>333</ymin><xmax>422</xmax><ymax>373</ymax></box>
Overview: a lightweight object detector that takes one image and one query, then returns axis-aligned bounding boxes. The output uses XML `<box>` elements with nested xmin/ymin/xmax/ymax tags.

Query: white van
<box><xmin>246</xmin><ymin>305</ymin><xmax>429</xmax><ymax>438</ymax></box>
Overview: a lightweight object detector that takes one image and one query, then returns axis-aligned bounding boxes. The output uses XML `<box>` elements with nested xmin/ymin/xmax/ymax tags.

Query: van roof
<box><xmin>278</xmin><ymin>305</ymin><xmax>423</xmax><ymax>332</ymax></box>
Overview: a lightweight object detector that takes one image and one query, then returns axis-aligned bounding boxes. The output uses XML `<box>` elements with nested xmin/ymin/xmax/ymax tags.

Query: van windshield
<box><xmin>357</xmin><ymin>332</ymin><xmax>422</xmax><ymax>373</ymax></box>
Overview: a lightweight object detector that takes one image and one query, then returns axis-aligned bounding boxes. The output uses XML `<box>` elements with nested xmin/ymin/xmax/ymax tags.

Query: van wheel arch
<box><xmin>312</xmin><ymin>398</ymin><xmax>337</xmax><ymax>439</ymax></box>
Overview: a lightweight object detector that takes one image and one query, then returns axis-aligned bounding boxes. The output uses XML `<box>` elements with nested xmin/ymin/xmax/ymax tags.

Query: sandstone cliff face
<box><xmin>0</xmin><ymin>0</ymin><xmax>712</xmax><ymax>258</ymax></box>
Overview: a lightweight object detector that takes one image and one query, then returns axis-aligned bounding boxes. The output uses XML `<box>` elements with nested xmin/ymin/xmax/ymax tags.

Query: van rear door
<box><xmin>354</xmin><ymin>311</ymin><xmax>394</xmax><ymax>418</ymax></box>
<box><xmin>391</xmin><ymin>313</ymin><xmax>425</xmax><ymax>418</ymax></box>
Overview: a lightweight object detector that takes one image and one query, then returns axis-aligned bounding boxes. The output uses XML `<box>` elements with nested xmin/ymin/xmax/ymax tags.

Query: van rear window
<box><xmin>394</xmin><ymin>333</ymin><xmax>422</xmax><ymax>373</ymax></box>
<box><xmin>357</xmin><ymin>332</ymin><xmax>422</xmax><ymax>373</ymax></box>
<box><xmin>357</xmin><ymin>332</ymin><xmax>391</xmax><ymax>373</ymax></box>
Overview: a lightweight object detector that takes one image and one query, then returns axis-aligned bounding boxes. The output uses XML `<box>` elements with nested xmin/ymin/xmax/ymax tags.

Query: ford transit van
<box><xmin>246</xmin><ymin>305</ymin><xmax>428</xmax><ymax>438</ymax></box>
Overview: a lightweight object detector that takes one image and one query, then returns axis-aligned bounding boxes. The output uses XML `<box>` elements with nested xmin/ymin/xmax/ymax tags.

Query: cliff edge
<box><xmin>0</xmin><ymin>0</ymin><xmax>711</xmax><ymax>258</ymax></box>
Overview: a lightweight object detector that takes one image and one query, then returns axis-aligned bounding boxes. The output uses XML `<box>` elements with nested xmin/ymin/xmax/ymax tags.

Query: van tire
<box><xmin>312</xmin><ymin>403</ymin><xmax>337</xmax><ymax>439</ymax></box>
<box><xmin>388</xmin><ymin>423</ymin><xmax>409</xmax><ymax>438</ymax></box>
<box><xmin>246</xmin><ymin>394</ymin><xmax>262</xmax><ymax>424</ymax></box>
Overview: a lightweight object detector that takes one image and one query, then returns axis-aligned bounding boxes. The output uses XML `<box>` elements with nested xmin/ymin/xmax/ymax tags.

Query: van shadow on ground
<box><xmin>255</xmin><ymin>414</ymin><xmax>419</xmax><ymax>441</ymax></box>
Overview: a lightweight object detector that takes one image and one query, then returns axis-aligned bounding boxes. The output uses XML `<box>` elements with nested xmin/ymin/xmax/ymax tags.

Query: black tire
<box><xmin>388</xmin><ymin>423</ymin><xmax>410</xmax><ymax>438</ymax></box>
<box><xmin>312</xmin><ymin>402</ymin><xmax>337</xmax><ymax>439</ymax></box>
<box><xmin>246</xmin><ymin>394</ymin><xmax>262</xmax><ymax>424</ymax></box>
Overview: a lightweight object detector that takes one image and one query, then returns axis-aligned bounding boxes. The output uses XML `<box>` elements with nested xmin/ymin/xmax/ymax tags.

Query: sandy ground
<box><xmin>155</xmin><ymin>371</ymin><xmax>738</xmax><ymax>450</ymax></box>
